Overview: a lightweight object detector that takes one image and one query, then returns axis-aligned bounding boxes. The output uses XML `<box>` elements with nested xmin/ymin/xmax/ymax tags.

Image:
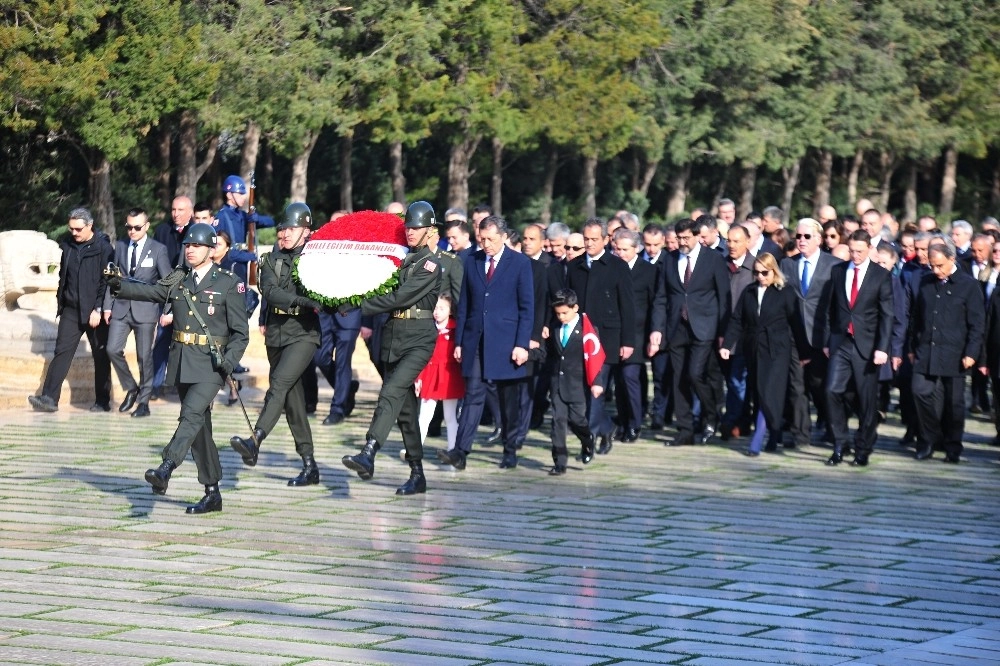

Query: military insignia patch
<box><xmin>237</xmin><ymin>283</ymin><xmax>246</xmax><ymax>293</ymax></box>
<box><xmin>423</xmin><ymin>260</ymin><xmax>438</xmax><ymax>272</ymax></box>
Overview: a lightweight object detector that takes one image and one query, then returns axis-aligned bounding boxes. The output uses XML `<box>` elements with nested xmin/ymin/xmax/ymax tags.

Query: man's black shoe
<box><xmin>484</xmin><ymin>427</ymin><xmax>502</xmax><ymax>445</ymax></box>
<box><xmin>597</xmin><ymin>433</ymin><xmax>613</xmax><ymax>455</ymax></box>
<box><xmin>230</xmin><ymin>429</ymin><xmax>264</xmax><ymax>466</ymax></box>
<box><xmin>437</xmin><ymin>448</ymin><xmax>467</xmax><ymax>471</ymax></box>
<box><xmin>622</xmin><ymin>428</ymin><xmax>641</xmax><ymax>443</ymax></box>
<box><xmin>498</xmin><ymin>454</ymin><xmax>518</xmax><ymax>469</ymax></box>
<box><xmin>322</xmin><ymin>412</ymin><xmax>345</xmax><ymax>426</ymax></box>
<box><xmin>118</xmin><ymin>389</ymin><xmax>139</xmax><ymax>413</ymax></box>
<box><xmin>131</xmin><ymin>403</ymin><xmax>151</xmax><ymax>418</ymax></box>
<box><xmin>914</xmin><ymin>446</ymin><xmax>933</xmax><ymax>460</ymax></box>
<box><xmin>28</xmin><ymin>395</ymin><xmax>57</xmax><ymax>413</ymax></box>
<box><xmin>850</xmin><ymin>454</ymin><xmax>869</xmax><ymax>467</ymax></box>
<box><xmin>186</xmin><ymin>485</ymin><xmax>222</xmax><ymax>514</ymax></box>
<box><xmin>826</xmin><ymin>452</ymin><xmax>843</xmax><ymax>466</ymax></box>
<box><xmin>342</xmin><ymin>438</ymin><xmax>379</xmax><ymax>480</ymax></box>
<box><xmin>288</xmin><ymin>456</ymin><xmax>320</xmax><ymax>486</ymax></box>
<box><xmin>89</xmin><ymin>402</ymin><xmax>111</xmax><ymax>413</ymax></box>
<box><xmin>145</xmin><ymin>459</ymin><xmax>176</xmax><ymax>495</ymax></box>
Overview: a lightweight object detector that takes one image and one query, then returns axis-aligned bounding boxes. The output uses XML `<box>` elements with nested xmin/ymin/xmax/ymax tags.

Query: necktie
<box><xmin>128</xmin><ymin>241</ymin><xmax>139</xmax><ymax>275</ymax></box>
<box><xmin>561</xmin><ymin>325</ymin><xmax>570</xmax><ymax>347</ymax></box>
<box><xmin>683</xmin><ymin>255</ymin><xmax>692</xmax><ymax>287</ymax></box>
<box><xmin>486</xmin><ymin>257</ymin><xmax>495</xmax><ymax>282</ymax></box>
<box><xmin>800</xmin><ymin>259</ymin><xmax>810</xmax><ymax>296</ymax></box>
<box><xmin>848</xmin><ymin>266</ymin><xmax>859</xmax><ymax>335</ymax></box>
<box><xmin>728</xmin><ymin>259</ymin><xmax>739</xmax><ymax>274</ymax></box>
<box><xmin>192</xmin><ymin>271</ymin><xmax>200</xmax><ymax>288</ymax></box>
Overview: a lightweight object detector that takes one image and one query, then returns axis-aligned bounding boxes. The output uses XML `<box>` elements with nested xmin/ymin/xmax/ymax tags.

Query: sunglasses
<box><xmin>125</xmin><ymin>223</ymin><xmax>146</xmax><ymax>231</ymax></box>
<box><xmin>752</xmin><ymin>269</ymin><xmax>772</xmax><ymax>276</ymax></box>
<box><xmin>567</xmin><ymin>246</ymin><xmax>584</xmax><ymax>251</ymax></box>
<box><xmin>795</xmin><ymin>233</ymin><xmax>812</xmax><ymax>240</ymax></box>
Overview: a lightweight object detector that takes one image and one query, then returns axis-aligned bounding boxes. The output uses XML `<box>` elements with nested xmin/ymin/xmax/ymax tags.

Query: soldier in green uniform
<box><xmin>427</xmin><ymin>220</ymin><xmax>463</xmax><ymax>306</ymax></box>
<box><xmin>107</xmin><ymin>223</ymin><xmax>249</xmax><ymax>514</ymax></box>
<box><xmin>230</xmin><ymin>202</ymin><xmax>325</xmax><ymax>486</ymax></box>
<box><xmin>342</xmin><ymin>200</ymin><xmax>443</xmax><ymax>495</ymax></box>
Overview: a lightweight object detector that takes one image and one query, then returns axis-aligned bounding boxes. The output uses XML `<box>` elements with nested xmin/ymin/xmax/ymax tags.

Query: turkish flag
<box><xmin>581</xmin><ymin>313</ymin><xmax>606</xmax><ymax>386</ymax></box>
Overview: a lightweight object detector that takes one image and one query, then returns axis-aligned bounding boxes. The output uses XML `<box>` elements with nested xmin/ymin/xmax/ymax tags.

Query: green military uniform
<box><xmin>254</xmin><ymin>246</ymin><xmax>321</xmax><ymax>456</ymax></box>
<box><xmin>116</xmin><ymin>265</ymin><xmax>249</xmax><ymax>486</ymax></box>
<box><xmin>434</xmin><ymin>247</ymin><xmax>463</xmax><ymax>307</ymax></box>
<box><xmin>362</xmin><ymin>244</ymin><xmax>442</xmax><ymax>460</ymax></box>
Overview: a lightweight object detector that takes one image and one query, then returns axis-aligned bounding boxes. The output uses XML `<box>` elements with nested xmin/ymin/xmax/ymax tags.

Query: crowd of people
<box><xmin>28</xmin><ymin>181</ymin><xmax>1000</xmax><ymax>511</ymax></box>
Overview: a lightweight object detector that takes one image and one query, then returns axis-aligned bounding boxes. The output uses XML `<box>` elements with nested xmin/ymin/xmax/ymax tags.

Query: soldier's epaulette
<box><xmin>439</xmin><ymin>250</ymin><xmax>456</xmax><ymax>258</ymax></box>
<box><xmin>217</xmin><ymin>267</ymin><xmax>236</xmax><ymax>278</ymax></box>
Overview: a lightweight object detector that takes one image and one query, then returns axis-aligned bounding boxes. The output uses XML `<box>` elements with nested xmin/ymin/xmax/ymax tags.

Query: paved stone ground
<box><xmin>1</xmin><ymin>384</ymin><xmax>999</xmax><ymax>665</ymax></box>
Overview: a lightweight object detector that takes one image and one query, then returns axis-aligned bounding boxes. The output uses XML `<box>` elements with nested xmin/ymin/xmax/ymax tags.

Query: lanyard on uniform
<box><xmin>180</xmin><ymin>286</ymin><xmax>225</xmax><ymax>359</ymax></box>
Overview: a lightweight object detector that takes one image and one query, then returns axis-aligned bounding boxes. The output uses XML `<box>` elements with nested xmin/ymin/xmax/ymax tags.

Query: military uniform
<box><xmin>434</xmin><ymin>247</ymin><xmax>463</xmax><ymax>307</ymax></box>
<box><xmin>116</xmin><ymin>263</ymin><xmax>249</xmax><ymax>494</ymax></box>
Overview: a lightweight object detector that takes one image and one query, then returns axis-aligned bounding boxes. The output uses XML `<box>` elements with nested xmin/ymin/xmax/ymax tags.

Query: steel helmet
<box><xmin>278</xmin><ymin>202</ymin><xmax>312</xmax><ymax>230</ymax></box>
<box><xmin>404</xmin><ymin>201</ymin><xmax>436</xmax><ymax>229</ymax></box>
<box><xmin>223</xmin><ymin>175</ymin><xmax>247</xmax><ymax>195</ymax></box>
<box><xmin>182</xmin><ymin>222</ymin><xmax>218</xmax><ymax>247</ymax></box>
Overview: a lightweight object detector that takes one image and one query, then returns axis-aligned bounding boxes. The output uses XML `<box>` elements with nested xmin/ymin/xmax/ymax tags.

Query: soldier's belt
<box><xmin>392</xmin><ymin>307</ymin><xmax>433</xmax><ymax>320</ymax></box>
<box><xmin>272</xmin><ymin>306</ymin><xmax>301</xmax><ymax>316</ymax></box>
<box><xmin>173</xmin><ymin>332</ymin><xmax>229</xmax><ymax>346</ymax></box>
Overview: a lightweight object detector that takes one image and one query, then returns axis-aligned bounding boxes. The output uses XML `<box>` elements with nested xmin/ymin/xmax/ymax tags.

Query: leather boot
<box><xmin>186</xmin><ymin>484</ymin><xmax>222</xmax><ymax>514</ymax></box>
<box><xmin>288</xmin><ymin>455</ymin><xmax>320</xmax><ymax>486</ymax></box>
<box><xmin>144</xmin><ymin>459</ymin><xmax>176</xmax><ymax>495</ymax></box>
<box><xmin>230</xmin><ymin>428</ymin><xmax>265</xmax><ymax>467</ymax></box>
<box><xmin>342</xmin><ymin>438</ymin><xmax>380</xmax><ymax>480</ymax></box>
<box><xmin>396</xmin><ymin>459</ymin><xmax>427</xmax><ymax>495</ymax></box>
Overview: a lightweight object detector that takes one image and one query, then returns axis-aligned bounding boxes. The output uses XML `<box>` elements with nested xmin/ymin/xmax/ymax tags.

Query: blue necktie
<box><xmin>800</xmin><ymin>259</ymin><xmax>810</xmax><ymax>296</ymax></box>
<box><xmin>561</xmin><ymin>325</ymin><xmax>570</xmax><ymax>346</ymax></box>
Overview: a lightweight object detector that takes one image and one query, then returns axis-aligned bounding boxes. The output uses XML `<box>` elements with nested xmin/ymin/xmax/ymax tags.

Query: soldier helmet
<box><xmin>278</xmin><ymin>202</ymin><xmax>312</xmax><ymax>230</ymax></box>
<box><xmin>182</xmin><ymin>222</ymin><xmax>218</xmax><ymax>247</ymax></box>
<box><xmin>404</xmin><ymin>201</ymin><xmax>437</xmax><ymax>229</ymax></box>
<box><xmin>223</xmin><ymin>175</ymin><xmax>247</xmax><ymax>195</ymax></box>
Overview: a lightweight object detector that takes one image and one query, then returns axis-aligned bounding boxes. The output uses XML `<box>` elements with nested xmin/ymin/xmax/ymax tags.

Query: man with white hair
<box><xmin>951</xmin><ymin>220</ymin><xmax>974</xmax><ymax>261</ymax></box>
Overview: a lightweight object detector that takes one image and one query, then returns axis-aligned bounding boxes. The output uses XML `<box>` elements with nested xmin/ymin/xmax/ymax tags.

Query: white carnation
<box><xmin>297</xmin><ymin>253</ymin><xmax>399</xmax><ymax>299</ymax></box>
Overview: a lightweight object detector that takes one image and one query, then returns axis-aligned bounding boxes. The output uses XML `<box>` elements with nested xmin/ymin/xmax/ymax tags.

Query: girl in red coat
<box><xmin>417</xmin><ymin>294</ymin><xmax>465</xmax><ymax>451</ymax></box>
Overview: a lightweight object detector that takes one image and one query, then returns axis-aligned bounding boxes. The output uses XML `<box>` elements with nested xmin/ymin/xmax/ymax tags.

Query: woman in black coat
<box><xmin>720</xmin><ymin>252</ymin><xmax>805</xmax><ymax>456</ymax></box>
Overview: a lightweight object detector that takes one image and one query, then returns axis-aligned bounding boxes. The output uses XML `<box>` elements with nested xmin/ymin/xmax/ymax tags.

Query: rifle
<box><xmin>247</xmin><ymin>170</ymin><xmax>258</xmax><ymax>286</ymax></box>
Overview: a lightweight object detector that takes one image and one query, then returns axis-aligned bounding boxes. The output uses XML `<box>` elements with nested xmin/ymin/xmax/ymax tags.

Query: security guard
<box><xmin>230</xmin><ymin>202</ymin><xmax>324</xmax><ymax>486</ymax></box>
<box><xmin>108</xmin><ymin>222</ymin><xmax>249</xmax><ymax>514</ymax></box>
<box><xmin>342</xmin><ymin>200</ymin><xmax>442</xmax><ymax>495</ymax></box>
<box><xmin>215</xmin><ymin>175</ymin><xmax>274</xmax><ymax>248</ymax></box>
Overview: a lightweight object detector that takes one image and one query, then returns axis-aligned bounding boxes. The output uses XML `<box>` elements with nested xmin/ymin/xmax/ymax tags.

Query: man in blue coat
<box><xmin>439</xmin><ymin>216</ymin><xmax>535</xmax><ymax>470</ymax></box>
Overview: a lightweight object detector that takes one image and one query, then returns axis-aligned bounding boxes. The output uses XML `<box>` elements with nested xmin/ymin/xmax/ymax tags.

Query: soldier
<box><xmin>229</xmin><ymin>203</ymin><xmax>326</xmax><ymax>486</ymax></box>
<box><xmin>214</xmin><ymin>175</ymin><xmax>274</xmax><ymax>248</ymax></box>
<box><xmin>107</xmin><ymin>223</ymin><xmax>249</xmax><ymax>514</ymax></box>
<box><xmin>342</xmin><ymin>200</ymin><xmax>443</xmax><ymax>495</ymax></box>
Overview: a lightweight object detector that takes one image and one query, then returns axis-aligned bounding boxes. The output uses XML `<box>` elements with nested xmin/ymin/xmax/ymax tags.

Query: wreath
<box><xmin>294</xmin><ymin>210</ymin><xmax>408</xmax><ymax>307</ymax></box>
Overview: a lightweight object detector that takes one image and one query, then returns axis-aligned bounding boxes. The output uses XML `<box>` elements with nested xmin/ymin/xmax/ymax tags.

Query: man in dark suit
<box><xmin>984</xmin><ymin>265</ymin><xmax>1000</xmax><ymax>447</ymax></box>
<box><xmin>650</xmin><ymin>217</ymin><xmax>731</xmax><ymax>445</ymax></box>
<box><xmin>440</xmin><ymin>216</ymin><xmax>534</xmax><ymax>469</ymax></box>
<box><xmin>696</xmin><ymin>214</ymin><xmax>728</xmax><ymax>256</ymax></box>
<box><xmin>744</xmin><ymin>212</ymin><xmax>784</xmax><ymax>262</ymax></box>
<box><xmin>721</xmin><ymin>224</ymin><xmax>755</xmax><ymax>439</ymax></box>
<box><xmin>781</xmin><ymin>218</ymin><xmax>843</xmax><ymax>447</ymax></box>
<box><xmin>565</xmin><ymin>218</ymin><xmax>636</xmax><ymax>454</ymax></box>
<box><xmin>611</xmin><ymin>229</ymin><xmax>657</xmax><ymax>442</ymax></box>
<box><xmin>521</xmin><ymin>223</ymin><xmax>552</xmax><ymax>266</ymax></box>
<box><xmin>909</xmin><ymin>242</ymin><xmax>985</xmax><ymax>462</ymax></box>
<box><xmin>102</xmin><ymin>208</ymin><xmax>171</xmax><ymax>418</ymax></box>
<box><xmin>824</xmin><ymin>230</ymin><xmax>894</xmax><ymax>466</ymax></box>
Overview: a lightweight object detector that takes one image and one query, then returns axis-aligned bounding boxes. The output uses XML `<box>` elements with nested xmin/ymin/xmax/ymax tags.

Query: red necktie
<box><xmin>848</xmin><ymin>266</ymin><xmax>859</xmax><ymax>335</ymax></box>
<box><xmin>486</xmin><ymin>257</ymin><xmax>495</xmax><ymax>282</ymax></box>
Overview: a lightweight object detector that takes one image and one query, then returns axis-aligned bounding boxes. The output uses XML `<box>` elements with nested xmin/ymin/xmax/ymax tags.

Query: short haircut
<box><xmin>762</xmin><ymin>205</ymin><xmax>783</xmax><ymax>220</ymax></box>
<box><xmin>194</xmin><ymin>201</ymin><xmax>211</xmax><ymax>214</ymax></box>
<box><xmin>642</xmin><ymin>222</ymin><xmax>664</xmax><ymax>236</ymax></box>
<box><xmin>928</xmin><ymin>241</ymin><xmax>955</xmax><ymax>261</ymax></box>
<box><xmin>674</xmin><ymin>218</ymin><xmax>697</xmax><ymax>235</ymax></box>
<box><xmin>552</xmin><ymin>288</ymin><xmax>579</xmax><ymax>308</ymax></box>
<box><xmin>877</xmin><ymin>241</ymin><xmax>899</xmax><ymax>260</ymax></box>
<box><xmin>745</xmin><ymin>211</ymin><xmax>763</xmax><ymax>224</ymax></box>
<box><xmin>848</xmin><ymin>229</ymin><xmax>872</xmax><ymax>245</ymax></box>
<box><xmin>613</xmin><ymin>228</ymin><xmax>641</xmax><ymax>247</ymax></box>
<box><xmin>796</xmin><ymin>217</ymin><xmax>823</xmax><ymax>237</ymax></box>
<box><xmin>727</xmin><ymin>224</ymin><xmax>749</xmax><ymax>241</ymax></box>
<box><xmin>472</xmin><ymin>203</ymin><xmax>493</xmax><ymax>216</ymax></box>
<box><xmin>444</xmin><ymin>207</ymin><xmax>467</xmax><ymax>222</ymax></box>
<box><xmin>546</xmin><ymin>222</ymin><xmax>570</xmax><ymax>241</ymax></box>
<box><xmin>582</xmin><ymin>217</ymin><xmax>608</xmax><ymax>237</ymax></box>
<box><xmin>479</xmin><ymin>215</ymin><xmax>511</xmax><ymax>236</ymax></box>
<box><xmin>718</xmin><ymin>198</ymin><xmax>735</xmax><ymax>209</ymax></box>
<box><xmin>69</xmin><ymin>207</ymin><xmax>93</xmax><ymax>225</ymax></box>
<box><xmin>522</xmin><ymin>223</ymin><xmax>544</xmax><ymax>236</ymax></box>
<box><xmin>446</xmin><ymin>220</ymin><xmax>471</xmax><ymax>236</ymax></box>
<box><xmin>951</xmin><ymin>219</ymin><xmax>973</xmax><ymax>234</ymax></box>
<box><xmin>126</xmin><ymin>207</ymin><xmax>147</xmax><ymax>220</ymax></box>
<box><xmin>695</xmin><ymin>214</ymin><xmax>718</xmax><ymax>231</ymax></box>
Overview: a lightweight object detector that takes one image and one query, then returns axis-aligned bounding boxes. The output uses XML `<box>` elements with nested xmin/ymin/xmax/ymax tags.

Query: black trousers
<box><xmin>912</xmin><ymin>372</ymin><xmax>967</xmax><ymax>458</ymax></box>
<box><xmin>258</xmin><ymin>340</ymin><xmax>317</xmax><ymax>457</ymax></box>
<box><xmin>454</xmin><ymin>347</ymin><xmax>525</xmax><ymax>459</ymax></box>
<box><xmin>787</xmin><ymin>345</ymin><xmax>830</xmax><ymax>445</ymax></box>
<box><xmin>826</xmin><ymin>341</ymin><xmax>879</xmax><ymax>455</ymax></box>
<box><xmin>669</xmin><ymin>323</ymin><xmax>718</xmax><ymax>438</ymax></box>
<box><xmin>163</xmin><ymin>381</ymin><xmax>222</xmax><ymax>486</ymax></box>
<box><xmin>649</xmin><ymin>350</ymin><xmax>673</xmax><ymax>424</ymax></box>
<box><xmin>551</xmin><ymin>392</ymin><xmax>588</xmax><ymax>467</ymax></box>
<box><xmin>614</xmin><ymin>363</ymin><xmax>643</xmax><ymax>430</ymax></box>
<box><xmin>107</xmin><ymin>313</ymin><xmax>156</xmax><ymax>404</ymax></box>
<box><xmin>42</xmin><ymin>313</ymin><xmax>111</xmax><ymax>406</ymax></box>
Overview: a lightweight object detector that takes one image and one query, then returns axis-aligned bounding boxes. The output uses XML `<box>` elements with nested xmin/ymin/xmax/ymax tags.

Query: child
<box><xmin>548</xmin><ymin>289</ymin><xmax>607</xmax><ymax>475</ymax></box>
<box><xmin>416</xmin><ymin>294</ymin><xmax>465</xmax><ymax>452</ymax></box>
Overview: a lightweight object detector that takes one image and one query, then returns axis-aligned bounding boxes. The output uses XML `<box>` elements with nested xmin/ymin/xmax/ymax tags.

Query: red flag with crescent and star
<box><xmin>581</xmin><ymin>313</ymin><xmax>606</xmax><ymax>386</ymax></box>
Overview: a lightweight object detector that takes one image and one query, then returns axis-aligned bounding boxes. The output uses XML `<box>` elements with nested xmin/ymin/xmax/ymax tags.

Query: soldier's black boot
<box><xmin>342</xmin><ymin>438</ymin><xmax>380</xmax><ymax>480</ymax></box>
<box><xmin>288</xmin><ymin>455</ymin><xmax>320</xmax><ymax>486</ymax></box>
<box><xmin>396</xmin><ymin>459</ymin><xmax>427</xmax><ymax>496</ymax></box>
<box><xmin>230</xmin><ymin>428</ymin><xmax>265</xmax><ymax>467</ymax></box>
<box><xmin>144</xmin><ymin>459</ymin><xmax>176</xmax><ymax>495</ymax></box>
<box><xmin>186</xmin><ymin>484</ymin><xmax>222</xmax><ymax>514</ymax></box>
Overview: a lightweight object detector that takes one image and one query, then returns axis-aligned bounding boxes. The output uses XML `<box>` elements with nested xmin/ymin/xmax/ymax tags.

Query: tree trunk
<box><xmin>813</xmin><ymin>149</ymin><xmax>833</xmax><ymax>215</ymax></box>
<box><xmin>781</xmin><ymin>159</ymin><xmax>801</xmax><ymax>225</ymax></box>
<box><xmin>539</xmin><ymin>146</ymin><xmax>559</xmax><ymax>226</ymax></box>
<box><xmin>176</xmin><ymin>110</ymin><xmax>198</xmax><ymax>199</ymax></box>
<box><xmin>847</xmin><ymin>148</ymin><xmax>863</xmax><ymax>208</ymax></box>
<box><xmin>878</xmin><ymin>150</ymin><xmax>896</xmax><ymax>213</ymax></box>
<box><xmin>580</xmin><ymin>154</ymin><xmax>598</xmax><ymax>219</ymax></box>
<box><xmin>638</xmin><ymin>157</ymin><xmax>658</xmax><ymax>198</ymax></box>
<box><xmin>666</xmin><ymin>164</ymin><xmax>690</xmax><ymax>217</ymax></box>
<box><xmin>491</xmin><ymin>136</ymin><xmax>503</xmax><ymax>216</ymax></box>
<box><xmin>447</xmin><ymin>135</ymin><xmax>481</xmax><ymax>211</ymax></box>
<box><xmin>904</xmin><ymin>161</ymin><xmax>918</xmax><ymax>223</ymax></box>
<box><xmin>389</xmin><ymin>140</ymin><xmax>405</xmax><ymax>203</ymax></box>
<box><xmin>737</xmin><ymin>164</ymin><xmax>756</xmax><ymax>222</ymax></box>
<box><xmin>290</xmin><ymin>130</ymin><xmax>319</xmax><ymax>202</ymax></box>
<box><xmin>340</xmin><ymin>132</ymin><xmax>353</xmax><ymax>212</ymax></box>
<box><xmin>940</xmin><ymin>144</ymin><xmax>957</xmax><ymax>216</ymax></box>
<box><xmin>156</xmin><ymin>126</ymin><xmax>172</xmax><ymax>216</ymax></box>
<box><xmin>240</xmin><ymin>121</ymin><xmax>261</xmax><ymax>184</ymax></box>
<box><xmin>991</xmin><ymin>160</ymin><xmax>1000</xmax><ymax>213</ymax></box>
<box><xmin>89</xmin><ymin>153</ymin><xmax>114</xmax><ymax>240</ymax></box>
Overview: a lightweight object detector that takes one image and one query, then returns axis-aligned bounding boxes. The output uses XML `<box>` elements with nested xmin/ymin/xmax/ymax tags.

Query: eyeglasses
<box><xmin>125</xmin><ymin>223</ymin><xmax>146</xmax><ymax>231</ymax></box>
<box><xmin>752</xmin><ymin>269</ymin><xmax>771</xmax><ymax>276</ymax></box>
<box><xmin>567</xmin><ymin>246</ymin><xmax>584</xmax><ymax>251</ymax></box>
<box><xmin>68</xmin><ymin>225</ymin><xmax>87</xmax><ymax>233</ymax></box>
<box><xmin>795</xmin><ymin>233</ymin><xmax>812</xmax><ymax>240</ymax></box>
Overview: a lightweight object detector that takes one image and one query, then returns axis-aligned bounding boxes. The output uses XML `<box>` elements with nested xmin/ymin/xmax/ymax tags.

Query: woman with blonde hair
<box><xmin>720</xmin><ymin>252</ymin><xmax>805</xmax><ymax>455</ymax></box>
